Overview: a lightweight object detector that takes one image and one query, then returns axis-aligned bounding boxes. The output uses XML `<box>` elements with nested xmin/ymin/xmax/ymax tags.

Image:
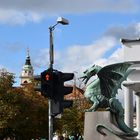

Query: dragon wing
<box><xmin>97</xmin><ymin>62</ymin><xmax>134</xmax><ymax>98</ymax></box>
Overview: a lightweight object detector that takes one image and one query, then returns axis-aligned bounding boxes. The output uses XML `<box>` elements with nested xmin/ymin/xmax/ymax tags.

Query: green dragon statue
<box><xmin>80</xmin><ymin>62</ymin><xmax>138</xmax><ymax>139</ymax></box>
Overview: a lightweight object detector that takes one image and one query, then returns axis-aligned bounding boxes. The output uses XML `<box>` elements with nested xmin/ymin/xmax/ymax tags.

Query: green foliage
<box><xmin>0</xmin><ymin>69</ymin><xmax>49</xmax><ymax>139</ymax></box>
<box><xmin>7</xmin><ymin>86</ymin><xmax>49</xmax><ymax>139</ymax></box>
<box><xmin>0</xmin><ymin>68</ymin><xmax>15</xmax><ymax>92</ymax></box>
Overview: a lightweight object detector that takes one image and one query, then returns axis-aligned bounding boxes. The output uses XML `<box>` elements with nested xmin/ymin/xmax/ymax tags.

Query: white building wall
<box><xmin>123</xmin><ymin>42</ymin><xmax>140</xmax><ymax>62</ymax></box>
<box><xmin>121</xmin><ymin>39</ymin><xmax>140</xmax><ymax>138</ymax></box>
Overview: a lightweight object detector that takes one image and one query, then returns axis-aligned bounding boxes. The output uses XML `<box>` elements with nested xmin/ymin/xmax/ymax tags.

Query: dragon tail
<box><xmin>116</xmin><ymin>117</ymin><xmax>138</xmax><ymax>137</ymax></box>
<box><xmin>96</xmin><ymin>124</ymin><xmax>138</xmax><ymax>139</ymax></box>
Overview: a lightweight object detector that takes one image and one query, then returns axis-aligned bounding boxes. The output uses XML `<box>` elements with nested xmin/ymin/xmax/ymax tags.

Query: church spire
<box><xmin>20</xmin><ymin>48</ymin><xmax>34</xmax><ymax>86</ymax></box>
<box><xmin>25</xmin><ymin>48</ymin><xmax>31</xmax><ymax>66</ymax></box>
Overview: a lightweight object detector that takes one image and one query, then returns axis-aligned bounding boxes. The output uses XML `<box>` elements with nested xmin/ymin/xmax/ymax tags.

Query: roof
<box><xmin>64</xmin><ymin>86</ymin><xmax>85</xmax><ymax>100</ymax></box>
<box><xmin>121</xmin><ymin>38</ymin><xmax>140</xmax><ymax>44</ymax></box>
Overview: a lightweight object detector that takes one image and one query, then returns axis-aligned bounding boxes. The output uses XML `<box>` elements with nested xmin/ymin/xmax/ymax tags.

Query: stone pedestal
<box><xmin>136</xmin><ymin>93</ymin><xmax>140</xmax><ymax>139</ymax></box>
<box><xmin>84</xmin><ymin>112</ymin><xmax>122</xmax><ymax>140</ymax></box>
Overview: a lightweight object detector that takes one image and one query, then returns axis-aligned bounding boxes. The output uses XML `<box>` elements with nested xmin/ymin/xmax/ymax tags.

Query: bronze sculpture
<box><xmin>80</xmin><ymin>62</ymin><xmax>138</xmax><ymax>138</ymax></box>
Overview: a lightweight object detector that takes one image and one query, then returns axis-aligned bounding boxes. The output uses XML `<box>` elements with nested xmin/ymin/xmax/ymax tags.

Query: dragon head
<box><xmin>80</xmin><ymin>65</ymin><xmax>101</xmax><ymax>84</ymax></box>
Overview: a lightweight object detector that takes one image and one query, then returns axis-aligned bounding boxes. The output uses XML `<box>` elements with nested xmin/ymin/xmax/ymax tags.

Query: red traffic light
<box><xmin>45</xmin><ymin>74</ymin><xmax>50</xmax><ymax>81</ymax></box>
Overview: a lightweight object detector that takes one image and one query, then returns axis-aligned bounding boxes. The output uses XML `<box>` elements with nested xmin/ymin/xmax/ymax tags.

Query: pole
<box><xmin>48</xmin><ymin>26</ymin><xmax>54</xmax><ymax>140</ymax></box>
<box><xmin>48</xmin><ymin>99</ymin><xmax>53</xmax><ymax>140</ymax></box>
<box><xmin>49</xmin><ymin>27</ymin><xmax>54</xmax><ymax>67</ymax></box>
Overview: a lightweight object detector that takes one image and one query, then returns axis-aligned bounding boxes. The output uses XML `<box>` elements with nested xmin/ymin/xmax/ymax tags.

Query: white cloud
<box><xmin>57</xmin><ymin>36</ymin><xmax>117</xmax><ymax>72</ymax></box>
<box><xmin>95</xmin><ymin>47</ymin><xmax>124</xmax><ymax>66</ymax></box>
<box><xmin>0</xmin><ymin>0</ymin><xmax>139</xmax><ymax>24</ymax></box>
<box><xmin>0</xmin><ymin>9</ymin><xmax>44</xmax><ymax>25</ymax></box>
<box><xmin>104</xmin><ymin>22</ymin><xmax>140</xmax><ymax>40</ymax></box>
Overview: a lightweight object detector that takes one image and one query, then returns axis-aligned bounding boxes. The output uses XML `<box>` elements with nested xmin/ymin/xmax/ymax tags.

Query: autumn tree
<box><xmin>0</xmin><ymin>69</ymin><xmax>16</xmax><ymax>138</ymax></box>
<box><xmin>0</xmin><ymin>69</ymin><xmax>49</xmax><ymax>139</ymax></box>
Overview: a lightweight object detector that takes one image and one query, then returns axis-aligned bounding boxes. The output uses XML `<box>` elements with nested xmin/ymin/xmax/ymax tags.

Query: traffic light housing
<box><xmin>53</xmin><ymin>71</ymin><xmax>74</xmax><ymax>100</ymax></box>
<box><xmin>51</xmin><ymin>71</ymin><xmax>73</xmax><ymax>101</ymax></box>
<box><xmin>51</xmin><ymin>71</ymin><xmax>74</xmax><ymax>116</ymax></box>
<box><xmin>41</xmin><ymin>68</ymin><xmax>53</xmax><ymax>98</ymax></box>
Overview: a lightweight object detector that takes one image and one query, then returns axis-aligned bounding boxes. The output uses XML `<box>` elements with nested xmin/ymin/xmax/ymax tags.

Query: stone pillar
<box><xmin>136</xmin><ymin>93</ymin><xmax>140</xmax><ymax>139</ymax></box>
<box><xmin>124</xmin><ymin>87</ymin><xmax>134</xmax><ymax>128</ymax></box>
<box><xmin>84</xmin><ymin>112</ymin><xmax>121</xmax><ymax>140</ymax></box>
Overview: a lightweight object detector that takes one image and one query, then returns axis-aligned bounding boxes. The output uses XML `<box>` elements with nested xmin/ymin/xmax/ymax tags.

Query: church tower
<box><xmin>20</xmin><ymin>49</ymin><xmax>34</xmax><ymax>85</ymax></box>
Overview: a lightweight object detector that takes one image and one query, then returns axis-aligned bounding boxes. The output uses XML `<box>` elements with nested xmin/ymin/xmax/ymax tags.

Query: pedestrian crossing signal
<box><xmin>41</xmin><ymin>68</ymin><xmax>53</xmax><ymax>98</ymax></box>
<box><xmin>45</xmin><ymin>74</ymin><xmax>50</xmax><ymax>81</ymax></box>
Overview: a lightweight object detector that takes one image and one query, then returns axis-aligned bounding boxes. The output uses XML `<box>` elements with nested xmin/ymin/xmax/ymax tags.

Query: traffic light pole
<box><xmin>48</xmin><ymin>26</ymin><xmax>55</xmax><ymax>140</ymax></box>
<box><xmin>48</xmin><ymin>99</ymin><xmax>53</xmax><ymax>140</ymax></box>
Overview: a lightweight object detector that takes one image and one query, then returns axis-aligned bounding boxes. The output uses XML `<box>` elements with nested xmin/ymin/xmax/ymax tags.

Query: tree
<box><xmin>0</xmin><ymin>69</ymin><xmax>49</xmax><ymax>139</ymax></box>
<box><xmin>7</xmin><ymin>85</ymin><xmax>49</xmax><ymax>140</ymax></box>
<box><xmin>0</xmin><ymin>68</ymin><xmax>15</xmax><ymax>91</ymax></box>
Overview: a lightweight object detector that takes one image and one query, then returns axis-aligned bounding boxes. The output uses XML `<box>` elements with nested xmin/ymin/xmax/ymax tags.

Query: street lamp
<box><xmin>49</xmin><ymin>17</ymin><xmax>69</xmax><ymax>68</ymax></box>
<box><xmin>48</xmin><ymin>17</ymin><xmax>69</xmax><ymax>140</ymax></box>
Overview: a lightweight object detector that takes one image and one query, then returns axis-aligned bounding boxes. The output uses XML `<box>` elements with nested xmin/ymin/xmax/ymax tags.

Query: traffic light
<box><xmin>41</xmin><ymin>68</ymin><xmax>53</xmax><ymax>98</ymax></box>
<box><xmin>51</xmin><ymin>71</ymin><xmax>74</xmax><ymax>115</ymax></box>
<box><xmin>34</xmin><ymin>69</ymin><xmax>74</xmax><ymax>116</ymax></box>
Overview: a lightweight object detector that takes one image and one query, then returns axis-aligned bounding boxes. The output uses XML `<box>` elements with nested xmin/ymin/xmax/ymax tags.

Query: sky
<box><xmin>0</xmin><ymin>0</ymin><xmax>140</xmax><ymax>89</ymax></box>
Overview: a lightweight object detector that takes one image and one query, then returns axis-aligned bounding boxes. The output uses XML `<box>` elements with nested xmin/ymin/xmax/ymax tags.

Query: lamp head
<box><xmin>57</xmin><ymin>17</ymin><xmax>69</xmax><ymax>25</ymax></box>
